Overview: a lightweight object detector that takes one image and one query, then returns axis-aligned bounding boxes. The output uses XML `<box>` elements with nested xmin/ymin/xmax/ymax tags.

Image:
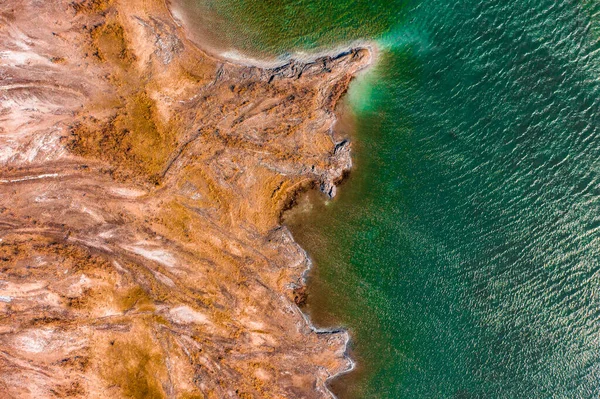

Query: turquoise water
<box><xmin>180</xmin><ymin>0</ymin><xmax>600</xmax><ymax>397</ymax></box>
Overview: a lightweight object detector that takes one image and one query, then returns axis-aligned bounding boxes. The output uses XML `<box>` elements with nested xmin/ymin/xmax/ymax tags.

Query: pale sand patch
<box><xmin>169</xmin><ymin>306</ymin><xmax>210</xmax><ymax>325</ymax></box>
<box><xmin>122</xmin><ymin>243</ymin><xmax>177</xmax><ymax>267</ymax></box>
<box><xmin>110</xmin><ymin>187</ymin><xmax>148</xmax><ymax>198</ymax></box>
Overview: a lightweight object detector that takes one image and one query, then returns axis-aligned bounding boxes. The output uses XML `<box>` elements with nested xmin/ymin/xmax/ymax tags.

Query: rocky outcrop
<box><xmin>0</xmin><ymin>0</ymin><xmax>371</xmax><ymax>397</ymax></box>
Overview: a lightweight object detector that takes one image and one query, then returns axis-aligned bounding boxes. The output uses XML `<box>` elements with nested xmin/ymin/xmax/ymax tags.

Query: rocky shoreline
<box><xmin>0</xmin><ymin>0</ymin><xmax>372</xmax><ymax>397</ymax></box>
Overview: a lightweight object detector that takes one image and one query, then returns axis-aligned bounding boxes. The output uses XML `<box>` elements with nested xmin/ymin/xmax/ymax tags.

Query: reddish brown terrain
<box><xmin>0</xmin><ymin>0</ymin><xmax>371</xmax><ymax>397</ymax></box>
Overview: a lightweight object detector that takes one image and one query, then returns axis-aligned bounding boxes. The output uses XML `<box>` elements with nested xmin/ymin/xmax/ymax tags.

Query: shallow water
<box><xmin>178</xmin><ymin>0</ymin><xmax>600</xmax><ymax>397</ymax></box>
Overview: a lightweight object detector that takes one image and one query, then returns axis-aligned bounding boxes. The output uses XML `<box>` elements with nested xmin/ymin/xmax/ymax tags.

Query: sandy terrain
<box><xmin>0</xmin><ymin>0</ymin><xmax>371</xmax><ymax>397</ymax></box>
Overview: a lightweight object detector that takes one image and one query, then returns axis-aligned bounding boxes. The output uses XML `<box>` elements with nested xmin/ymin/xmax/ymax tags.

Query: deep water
<box><xmin>182</xmin><ymin>0</ymin><xmax>600</xmax><ymax>397</ymax></box>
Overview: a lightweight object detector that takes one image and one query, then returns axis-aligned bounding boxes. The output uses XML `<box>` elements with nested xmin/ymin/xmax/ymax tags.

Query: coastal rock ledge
<box><xmin>0</xmin><ymin>0</ymin><xmax>371</xmax><ymax>398</ymax></box>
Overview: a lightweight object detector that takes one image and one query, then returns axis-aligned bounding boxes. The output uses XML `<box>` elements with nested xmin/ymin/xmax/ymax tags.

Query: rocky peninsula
<box><xmin>0</xmin><ymin>0</ymin><xmax>371</xmax><ymax>397</ymax></box>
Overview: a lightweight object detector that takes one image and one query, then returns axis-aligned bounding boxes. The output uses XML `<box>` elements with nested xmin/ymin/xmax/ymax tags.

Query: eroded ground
<box><xmin>0</xmin><ymin>0</ymin><xmax>370</xmax><ymax>397</ymax></box>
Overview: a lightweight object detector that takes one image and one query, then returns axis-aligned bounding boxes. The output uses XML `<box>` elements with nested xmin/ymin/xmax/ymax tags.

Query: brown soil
<box><xmin>0</xmin><ymin>0</ymin><xmax>371</xmax><ymax>397</ymax></box>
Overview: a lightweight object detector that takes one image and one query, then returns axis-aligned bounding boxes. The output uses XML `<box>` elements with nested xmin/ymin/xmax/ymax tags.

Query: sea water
<box><xmin>179</xmin><ymin>0</ymin><xmax>600</xmax><ymax>397</ymax></box>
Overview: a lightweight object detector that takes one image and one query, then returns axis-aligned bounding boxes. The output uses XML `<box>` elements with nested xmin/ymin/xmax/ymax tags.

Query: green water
<box><xmin>179</xmin><ymin>0</ymin><xmax>600</xmax><ymax>397</ymax></box>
